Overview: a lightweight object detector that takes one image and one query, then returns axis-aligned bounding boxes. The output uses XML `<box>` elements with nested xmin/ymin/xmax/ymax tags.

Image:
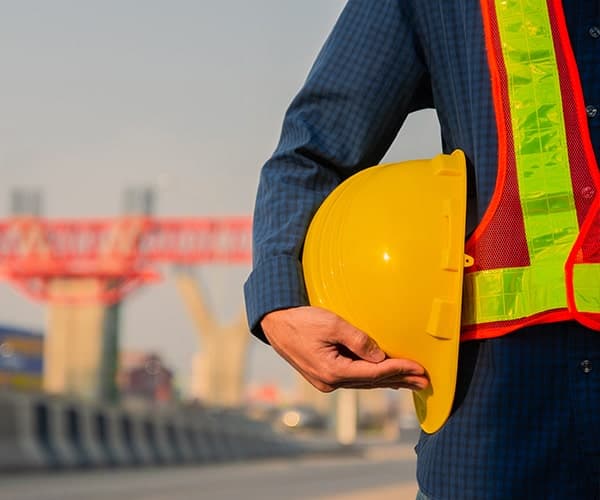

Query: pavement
<box><xmin>1</xmin><ymin>440</ymin><xmax>420</xmax><ymax>500</ymax></box>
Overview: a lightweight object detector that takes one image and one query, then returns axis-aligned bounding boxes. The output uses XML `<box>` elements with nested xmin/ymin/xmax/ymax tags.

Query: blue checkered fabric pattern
<box><xmin>416</xmin><ymin>321</ymin><xmax>600</xmax><ymax>498</ymax></box>
<box><xmin>244</xmin><ymin>1</ymin><xmax>600</xmax><ymax>498</ymax></box>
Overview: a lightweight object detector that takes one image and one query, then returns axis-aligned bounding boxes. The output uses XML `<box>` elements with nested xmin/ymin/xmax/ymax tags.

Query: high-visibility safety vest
<box><xmin>461</xmin><ymin>0</ymin><xmax>600</xmax><ymax>340</ymax></box>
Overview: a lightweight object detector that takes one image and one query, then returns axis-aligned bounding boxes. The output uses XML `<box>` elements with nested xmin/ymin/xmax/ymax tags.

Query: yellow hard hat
<box><xmin>302</xmin><ymin>150</ymin><xmax>473</xmax><ymax>433</ymax></box>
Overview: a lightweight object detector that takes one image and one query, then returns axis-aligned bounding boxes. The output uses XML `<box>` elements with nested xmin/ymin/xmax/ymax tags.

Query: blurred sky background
<box><xmin>0</xmin><ymin>1</ymin><xmax>441</xmax><ymax>396</ymax></box>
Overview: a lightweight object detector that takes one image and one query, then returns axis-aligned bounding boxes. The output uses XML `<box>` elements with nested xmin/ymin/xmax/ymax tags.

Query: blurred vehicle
<box><xmin>118</xmin><ymin>351</ymin><xmax>175</xmax><ymax>404</ymax></box>
<box><xmin>272</xmin><ymin>405</ymin><xmax>328</xmax><ymax>432</ymax></box>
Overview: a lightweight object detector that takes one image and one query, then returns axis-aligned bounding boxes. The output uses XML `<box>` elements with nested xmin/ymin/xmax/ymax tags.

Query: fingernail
<box><xmin>368</xmin><ymin>346</ymin><xmax>385</xmax><ymax>362</ymax></box>
<box><xmin>413</xmin><ymin>381</ymin><xmax>428</xmax><ymax>391</ymax></box>
<box><xmin>406</xmin><ymin>365</ymin><xmax>426</xmax><ymax>376</ymax></box>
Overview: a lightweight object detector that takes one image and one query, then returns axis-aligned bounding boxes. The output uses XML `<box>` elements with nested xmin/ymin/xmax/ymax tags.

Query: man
<box><xmin>244</xmin><ymin>1</ymin><xmax>600</xmax><ymax>498</ymax></box>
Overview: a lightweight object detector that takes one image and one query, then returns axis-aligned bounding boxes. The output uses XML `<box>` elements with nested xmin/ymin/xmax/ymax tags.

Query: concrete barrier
<box><xmin>45</xmin><ymin>397</ymin><xmax>81</xmax><ymax>468</ymax></box>
<box><xmin>62</xmin><ymin>400</ymin><xmax>108</xmax><ymax>467</ymax></box>
<box><xmin>96</xmin><ymin>406</ymin><xmax>138</xmax><ymax>466</ymax></box>
<box><xmin>247</xmin><ymin>419</ymin><xmax>283</xmax><ymax>458</ymax></box>
<box><xmin>113</xmin><ymin>410</ymin><xmax>141</xmax><ymax>465</ymax></box>
<box><xmin>170</xmin><ymin>414</ymin><xmax>196</xmax><ymax>463</ymax></box>
<box><xmin>0</xmin><ymin>393</ymin><xmax>324</xmax><ymax>471</ymax></box>
<box><xmin>206</xmin><ymin>409</ymin><xmax>245</xmax><ymax>461</ymax></box>
<box><xmin>127</xmin><ymin>412</ymin><xmax>160</xmax><ymax>465</ymax></box>
<box><xmin>151</xmin><ymin>413</ymin><xmax>180</xmax><ymax>465</ymax></box>
<box><xmin>183</xmin><ymin>411</ymin><xmax>219</xmax><ymax>463</ymax></box>
<box><xmin>0</xmin><ymin>392</ymin><xmax>49</xmax><ymax>469</ymax></box>
<box><xmin>227</xmin><ymin>410</ymin><xmax>263</xmax><ymax>460</ymax></box>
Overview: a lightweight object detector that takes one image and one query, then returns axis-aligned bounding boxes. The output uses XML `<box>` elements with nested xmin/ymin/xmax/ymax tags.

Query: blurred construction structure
<box><xmin>1</xmin><ymin>187</ymin><xmax>251</xmax><ymax>405</ymax></box>
<box><xmin>0</xmin><ymin>187</ymin><xmax>419</xmax><ymax>450</ymax></box>
<box><xmin>174</xmin><ymin>269</ymin><xmax>248</xmax><ymax>407</ymax></box>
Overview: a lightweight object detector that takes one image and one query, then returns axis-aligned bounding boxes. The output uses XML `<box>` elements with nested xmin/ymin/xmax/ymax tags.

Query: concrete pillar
<box><xmin>398</xmin><ymin>388</ymin><xmax>419</xmax><ymax>430</ymax></box>
<box><xmin>335</xmin><ymin>390</ymin><xmax>358</xmax><ymax>445</ymax></box>
<box><xmin>44</xmin><ymin>279</ymin><xmax>110</xmax><ymax>400</ymax></box>
<box><xmin>175</xmin><ymin>271</ymin><xmax>248</xmax><ymax>407</ymax></box>
<box><xmin>190</xmin><ymin>331</ymin><xmax>247</xmax><ymax>406</ymax></box>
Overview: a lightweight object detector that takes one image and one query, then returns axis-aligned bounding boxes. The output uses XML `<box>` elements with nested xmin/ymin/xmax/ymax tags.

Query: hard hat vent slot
<box><xmin>441</xmin><ymin>199</ymin><xmax>461</xmax><ymax>271</ymax></box>
<box><xmin>426</xmin><ymin>298</ymin><xmax>459</xmax><ymax>340</ymax></box>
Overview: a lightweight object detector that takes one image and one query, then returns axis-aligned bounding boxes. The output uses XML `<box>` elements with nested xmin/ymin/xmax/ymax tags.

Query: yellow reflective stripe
<box><xmin>497</xmin><ymin>1</ymin><xmax>578</xmax><ymax>262</ymax></box>
<box><xmin>462</xmin><ymin>265</ymin><xmax>566</xmax><ymax>324</ymax></box>
<box><xmin>464</xmin><ymin>1</ymin><xmax>580</xmax><ymax>326</ymax></box>
<box><xmin>573</xmin><ymin>263</ymin><xmax>600</xmax><ymax>313</ymax></box>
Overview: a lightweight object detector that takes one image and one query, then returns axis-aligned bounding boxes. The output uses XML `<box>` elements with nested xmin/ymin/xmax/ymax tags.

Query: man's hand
<box><xmin>261</xmin><ymin>306</ymin><xmax>429</xmax><ymax>393</ymax></box>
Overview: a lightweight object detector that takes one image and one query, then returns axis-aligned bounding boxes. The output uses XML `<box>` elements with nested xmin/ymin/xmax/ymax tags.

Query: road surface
<box><xmin>2</xmin><ymin>442</ymin><xmax>419</xmax><ymax>500</ymax></box>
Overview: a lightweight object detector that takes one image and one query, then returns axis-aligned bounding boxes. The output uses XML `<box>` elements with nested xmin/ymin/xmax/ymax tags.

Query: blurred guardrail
<box><xmin>0</xmin><ymin>391</ymin><xmax>313</xmax><ymax>470</ymax></box>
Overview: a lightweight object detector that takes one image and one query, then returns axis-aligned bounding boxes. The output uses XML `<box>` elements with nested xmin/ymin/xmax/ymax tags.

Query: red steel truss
<box><xmin>0</xmin><ymin>216</ymin><xmax>252</xmax><ymax>303</ymax></box>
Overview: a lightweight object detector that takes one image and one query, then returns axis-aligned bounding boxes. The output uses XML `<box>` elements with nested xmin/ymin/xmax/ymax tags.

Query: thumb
<box><xmin>336</xmin><ymin>322</ymin><xmax>386</xmax><ymax>363</ymax></box>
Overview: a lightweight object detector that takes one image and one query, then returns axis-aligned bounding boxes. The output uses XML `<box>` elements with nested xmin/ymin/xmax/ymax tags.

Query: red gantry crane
<box><xmin>0</xmin><ymin>215</ymin><xmax>252</xmax><ymax>402</ymax></box>
<box><xmin>0</xmin><ymin>216</ymin><xmax>252</xmax><ymax>303</ymax></box>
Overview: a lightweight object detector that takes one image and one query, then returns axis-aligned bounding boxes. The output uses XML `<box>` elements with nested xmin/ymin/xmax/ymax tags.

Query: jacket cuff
<box><xmin>243</xmin><ymin>255</ymin><xmax>309</xmax><ymax>343</ymax></box>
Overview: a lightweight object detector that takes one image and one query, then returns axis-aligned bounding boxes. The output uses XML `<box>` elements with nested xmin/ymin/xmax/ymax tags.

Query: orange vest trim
<box><xmin>462</xmin><ymin>0</ymin><xmax>600</xmax><ymax>341</ymax></box>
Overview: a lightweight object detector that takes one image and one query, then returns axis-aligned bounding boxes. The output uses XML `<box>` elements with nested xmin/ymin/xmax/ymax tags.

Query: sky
<box><xmin>0</xmin><ymin>1</ymin><xmax>442</xmax><ymax>396</ymax></box>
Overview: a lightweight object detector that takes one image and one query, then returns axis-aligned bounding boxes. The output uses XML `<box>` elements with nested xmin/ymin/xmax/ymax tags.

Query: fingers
<box><xmin>332</xmin><ymin>372</ymin><xmax>429</xmax><ymax>389</ymax></box>
<box><xmin>305</xmin><ymin>372</ymin><xmax>428</xmax><ymax>392</ymax></box>
<box><xmin>340</xmin><ymin>376</ymin><xmax>429</xmax><ymax>391</ymax></box>
<box><xmin>306</xmin><ymin>356</ymin><xmax>429</xmax><ymax>392</ymax></box>
<box><xmin>333</xmin><ymin>321</ymin><xmax>386</xmax><ymax>363</ymax></box>
<box><xmin>340</xmin><ymin>357</ymin><xmax>425</xmax><ymax>379</ymax></box>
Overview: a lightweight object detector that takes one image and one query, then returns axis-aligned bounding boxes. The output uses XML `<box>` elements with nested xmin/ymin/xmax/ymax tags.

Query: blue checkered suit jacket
<box><xmin>244</xmin><ymin>1</ymin><xmax>600</xmax><ymax>497</ymax></box>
